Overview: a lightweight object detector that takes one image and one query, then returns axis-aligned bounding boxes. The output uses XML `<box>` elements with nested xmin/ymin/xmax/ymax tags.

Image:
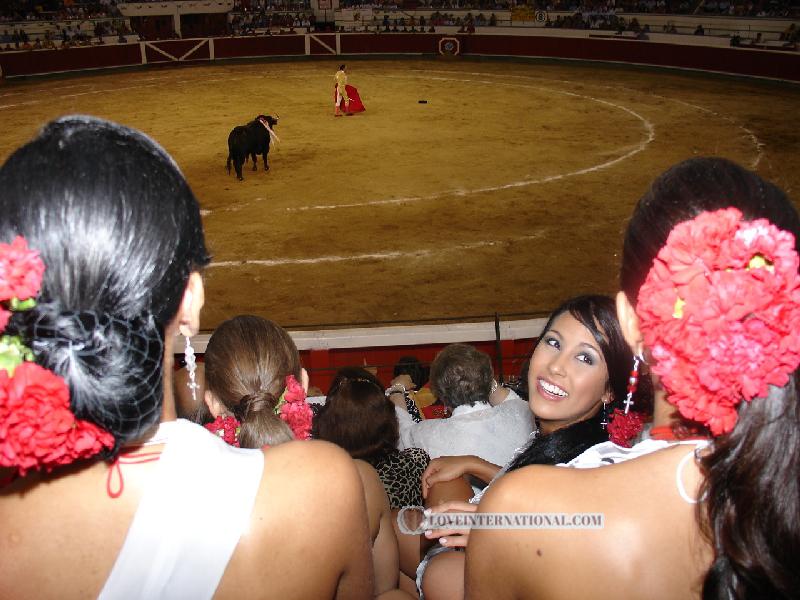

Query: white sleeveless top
<box><xmin>562</xmin><ymin>437</ymin><xmax>712</xmax><ymax>504</ymax></box>
<box><xmin>560</xmin><ymin>438</ymin><xmax>710</xmax><ymax>469</ymax></box>
<box><xmin>98</xmin><ymin>419</ymin><xmax>264</xmax><ymax>600</ymax></box>
<box><xmin>471</xmin><ymin>436</ymin><xmax>711</xmax><ymax>506</ymax></box>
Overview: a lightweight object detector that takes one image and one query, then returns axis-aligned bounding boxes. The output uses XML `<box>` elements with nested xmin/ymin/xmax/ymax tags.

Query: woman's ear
<box><xmin>204</xmin><ymin>389</ymin><xmax>225</xmax><ymax>418</ymax></box>
<box><xmin>178</xmin><ymin>272</ymin><xmax>205</xmax><ymax>338</ymax></box>
<box><xmin>300</xmin><ymin>368</ymin><xmax>309</xmax><ymax>393</ymax></box>
<box><xmin>616</xmin><ymin>291</ymin><xmax>643</xmax><ymax>354</ymax></box>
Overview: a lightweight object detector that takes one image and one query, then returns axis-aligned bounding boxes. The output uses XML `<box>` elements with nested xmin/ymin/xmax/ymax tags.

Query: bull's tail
<box><xmin>226</xmin><ymin>153</ymin><xmax>232</xmax><ymax>174</ymax></box>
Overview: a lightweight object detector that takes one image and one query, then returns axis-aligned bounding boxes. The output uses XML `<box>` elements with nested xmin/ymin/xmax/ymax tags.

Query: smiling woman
<box><xmin>507</xmin><ymin>294</ymin><xmax>648</xmax><ymax>470</ymax></box>
<box><xmin>528</xmin><ymin>303</ymin><xmax>618</xmax><ymax>435</ymax></box>
<box><xmin>415</xmin><ymin>295</ymin><xmax>651</xmax><ymax>600</ymax></box>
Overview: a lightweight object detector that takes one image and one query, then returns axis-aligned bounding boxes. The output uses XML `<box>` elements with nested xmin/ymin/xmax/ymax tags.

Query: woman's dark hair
<box><xmin>507</xmin><ymin>295</ymin><xmax>646</xmax><ymax>471</ymax></box>
<box><xmin>621</xmin><ymin>157</ymin><xmax>800</xmax><ymax>599</ymax></box>
<box><xmin>0</xmin><ymin>116</ymin><xmax>209</xmax><ymax>452</ymax></box>
<box><xmin>339</xmin><ymin>64</ymin><xmax>346</xmax><ymax>70</ymax></box>
<box><xmin>393</xmin><ymin>355</ymin><xmax>429</xmax><ymax>388</ymax></box>
<box><xmin>429</xmin><ymin>343</ymin><xmax>493</xmax><ymax>410</ymax></box>
<box><xmin>201</xmin><ymin>315</ymin><xmax>298</xmax><ymax>448</ymax></box>
<box><xmin>698</xmin><ymin>374</ymin><xmax>800</xmax><ymax>599</ymax></box>
<box><xmin>313</xmin><ymin>367</ymin><xmax>399</xmax><ymax>463</ymax></box>
<box><xmin>621</xmin><ymin>157</ymin><xmax>800</xmax><ymax>306</ymax></box>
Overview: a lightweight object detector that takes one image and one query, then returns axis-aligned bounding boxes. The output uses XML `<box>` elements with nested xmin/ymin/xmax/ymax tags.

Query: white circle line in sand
<box><xmin>662</xmin><ymin>96</ymin><xmax>764</xmax><ymax>168</ymax></box>
<box><xmin>208</xmin><ymin>233</ymin><xmax>543</xmax><ymax>268</ymax></box>
<box><xmin>0</xmin><ymin>83</ymin><xmax>163</xmax><ymax>110</ymax></box>
<box><xmin>414</xmin><ymin>69</ymin><xmax>764</xmax><ymax>168</ymax></box>
<box><xmin>284</xmin><ymin>75</ymin><xmax>655</xmax><ymax>212</ymax></box>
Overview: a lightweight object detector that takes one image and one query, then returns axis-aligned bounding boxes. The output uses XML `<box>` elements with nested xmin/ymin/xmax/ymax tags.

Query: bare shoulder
<box><xmin>353</xmin><ymin>457</ymin><xmax>380</xmax><ymax>481</ymax></box>
<box><xmin>467</xmin><ymin>446</ymin><xmax>710</xmax><ymax>600</ymax></box>
<box><xmin>260</xmin><ymin>439</ymin><xmax>363</xmax><ymax>499</ymax></box>
<box><xmin>353</xmin><ymin>459</ymin><xmax>386</xmax><ymax>498</ymax></box>
<box><xmin>249</xmin><ymin>439</ymin><xmax>367</xmax><ymax>533</ymax></box>
<box><xmin>225</xmin><ymin>440</ymin><xmax>373</xmax><ymax>597</ymax></box>
<box><xmin>482</xmin><ymin>443</ymin><xmax>706</xmax><ymax>512</ymax></box>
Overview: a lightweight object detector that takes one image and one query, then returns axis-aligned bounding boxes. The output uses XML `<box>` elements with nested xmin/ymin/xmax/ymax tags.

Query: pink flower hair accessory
<box><xmin>274</xmin><ymin>374</ymin><xmax>313</xmax><ymax>440</ymax></box>
<box><xmin>636</xmin><ymin>208</ymin><xmax>800</xmax><ymax>436</ymax></box>
<box><xmin>0</xmin><ymin>236</ymin><xmax>115</xmax><ymax>476</ymax></box>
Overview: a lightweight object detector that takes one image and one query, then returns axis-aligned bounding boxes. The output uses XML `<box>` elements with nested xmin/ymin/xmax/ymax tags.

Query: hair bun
<box><xmin>7</xmin><ymin>304</ymin><xmax>165</xmax><ymax>448</ymax></box>
<box><xmin>234</xmin><ymin>390</ymin><xmax>278</xmax><ymax>422</ymax></box>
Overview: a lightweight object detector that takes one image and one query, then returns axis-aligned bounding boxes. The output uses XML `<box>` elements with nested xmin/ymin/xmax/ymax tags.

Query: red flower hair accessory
<box><xmin>0</xmin><ymin>362</ymin><xmax>114</xmax><ymax>475</ymax></box>
<box><xmin>0</xmin><ymin>236</ymin><xmax>45</xmax><ymax>331</ymax></box>
<box><xmin>274</xmin><ymin>374</ymin><xmax>312</xmax><ymax>440</ymax></box>
<box><xmin>0</xmin><ymin>236</ymin><xmax>114</xmax><ymax>476</ymax></box>
<box><xmin>607</xmin><ymin>408</ymin><xmax>645</xmax><ymax>447</ymax></box>
<box><xmin>204</xmin><ymin>415</ymin><xmax>241</xmax><ymax>447</ymax></box>
<box><xmin>637</xmin><ymin>208</ymin><xmax>800</xmax><ymax>436</ymax></box>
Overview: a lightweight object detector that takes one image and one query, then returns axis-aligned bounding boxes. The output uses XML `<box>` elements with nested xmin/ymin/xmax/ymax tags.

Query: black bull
<box><xmin>226</xmin><ymin>115</ymin><xmax>278</xmax><ymax>181</ymax></box>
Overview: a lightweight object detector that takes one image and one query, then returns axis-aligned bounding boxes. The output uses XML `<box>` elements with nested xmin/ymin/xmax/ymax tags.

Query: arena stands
<box><xmin>0</xmin><ymin>0</ymin><xmax>796</xmax><ymax>72</ymax></box>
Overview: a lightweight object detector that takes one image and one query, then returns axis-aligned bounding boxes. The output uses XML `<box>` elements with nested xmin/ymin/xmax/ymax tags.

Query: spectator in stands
<box><xmin>392</xmin><ymin>343</ymin><xmax>534</xmax><ymax>467</ymax></box>
<box><xmin>315</xmin><ymin>367</ymin><xmax>431</xmax><ymax>509</ymax></box>
<box><xmin>415</xmin><ymin>295</ymin><xmax>648</xmax><ymax>600</ymax></box>
<box><xmin>313</xmin><ymin>367</ymin><xmax>426</xmax><ymax>599</ymax></box>
<box><xmin>390</xmin><ymin>355</ymin><xmax>436</xmax><ymax>418</ymax></box>
<box><xmin>196</xmin><ymin>315</ymin><xmax>308</xmax><ymax>447</ymax></box>
<box><xmin>694</xmin><ymin>23</ymin><xmax>705</xmax><ymax>34</ymax></box>
<box><xmin>467</xmin><ymin>157</ymin><xmax>800</xmax><ymax>600</ymax></box>
<box><xmin>0</xmin><ymin>116</ymin><xmax>373</xmax><ymax>599</ymax></box>
<box><xmin>202</xmin><ymin>317</ymin><xmax>409</xmax><ymax>600</ymax></box>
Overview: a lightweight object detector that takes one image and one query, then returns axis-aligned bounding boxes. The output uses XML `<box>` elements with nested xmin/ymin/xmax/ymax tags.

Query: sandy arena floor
<box><xmin>1</xmin><ymin>58</ymin><xmax>798</xmax><ymax>331</ymax></box>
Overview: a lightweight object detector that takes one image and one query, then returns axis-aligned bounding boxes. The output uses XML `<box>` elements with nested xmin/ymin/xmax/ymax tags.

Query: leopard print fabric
<box><xmin>373</xmin><ymin>447</ymin><xmax>430</xmax><ymax>508</ymax></box>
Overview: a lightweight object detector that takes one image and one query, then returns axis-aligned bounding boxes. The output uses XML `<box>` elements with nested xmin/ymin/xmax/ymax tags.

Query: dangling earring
<box><xmin>600</xmin><ymin>400</ymin><xmax>610</xmax><ymax>429</ymax></box>
<box><xmin>623</xmin><ymin>354</ymin><xmax>642</xmax><ymax>414</ymax></box>
<box><xmin>184</xmin><ymin>334</ymin><xmax>199</xmax><ymax>404</ymax></box>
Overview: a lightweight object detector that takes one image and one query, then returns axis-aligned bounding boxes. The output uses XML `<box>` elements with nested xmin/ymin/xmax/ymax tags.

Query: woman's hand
<box><xmin>423</xmin><ymin>501</ymin><xmax>478</xmax><ymax>548</ymax></box>
<box><xmin>390</xmin><ymin>374</ymin><xmax>416</xmax><ymax>391</ymax></box>
<box><xmin>421</xmin><ymin>456</ymin><xmax>473</xmax><ymax>499</ymax></box>
<box><xmin>421</xmin><ymin>455</ymin><xmax>501</xmax><ymax>499</ymax></box>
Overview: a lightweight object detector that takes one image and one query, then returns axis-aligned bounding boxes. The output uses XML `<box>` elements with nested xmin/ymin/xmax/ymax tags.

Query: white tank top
<box><xmin>98</xmin><ymin>419</ymin><xmax>264</xmax><ymax>600</ymax></box>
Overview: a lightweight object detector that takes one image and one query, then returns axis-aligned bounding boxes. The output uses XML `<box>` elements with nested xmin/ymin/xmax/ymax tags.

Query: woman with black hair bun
<box><xmin>416</xmin><ymin>294</ymin><xmax>650</xmax><ymax>600</ymax></box>
<box><xmin>466</xmin><ymin>157</ymin><xmax>800</xmax><ymax>600</ymax></box>
<box><xmin>0</xmin><ymin>116</ymin><xmax>373</xmax><ymax>599</ymax></box>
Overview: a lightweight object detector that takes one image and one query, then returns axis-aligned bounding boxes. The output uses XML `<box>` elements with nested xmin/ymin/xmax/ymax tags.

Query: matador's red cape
<box><xmin>334</xmin><ymin>84</ymin><xmax>366</xmax><ymax>113</ymax></box>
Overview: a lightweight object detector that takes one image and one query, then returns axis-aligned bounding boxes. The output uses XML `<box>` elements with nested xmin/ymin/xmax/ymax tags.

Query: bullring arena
<box><xmin>1</xmin><ymin>49</ymin><xmax>799</xmax><ymax>340</ymax></box>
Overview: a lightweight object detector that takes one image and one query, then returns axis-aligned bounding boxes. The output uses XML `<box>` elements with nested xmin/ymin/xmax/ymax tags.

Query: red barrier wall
<box><xmin>144</xmin><ymin>39</ymin><xmax>211</xmax><ymax>63</ymax></box>
<box><xmin>321</xmin><ymin>337</ymin><xmax>533</xmax><ymax>392</ymax></box>
<box><xmin>0</xmin><ymin>44</ymin><xmax>141</xmax><ymax>77</ymax></box>
<box><xmin>213</xmin><ymin>35</ymin><xmax>305</xmax><ymax>58</ymax></box>
<box><xmin>457</xmin><ymin>34</ymin><xmax>800</xmax><ymax>81</ymax></box>
<box><xmin>342</xmin><ymin>33</ymin><xmax>441</xmax><ymax>54</ymax></box>
<box><xmin>1</xmin><ymin>33</ymin><xmax>797</xmax><ymax>81</ymax></box>
<box><xmin>185</xmin><ymin>337</ymin><xmax>536</xmax><ymax>392</ymax></box>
